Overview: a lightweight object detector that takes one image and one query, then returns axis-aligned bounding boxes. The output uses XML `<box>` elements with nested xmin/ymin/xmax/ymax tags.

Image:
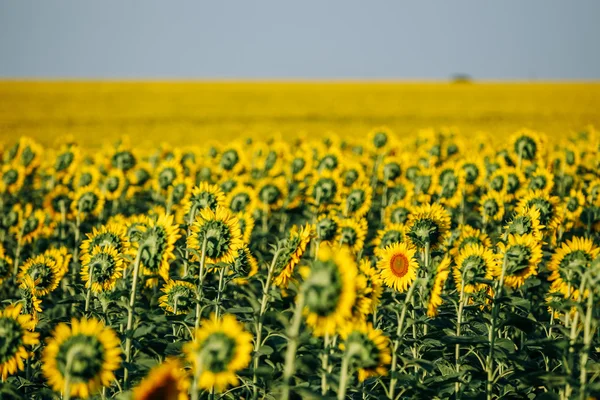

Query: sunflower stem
<box><xmin>281</xmin><ymin>291</ymin><xmax>306</xmax><ymax>400</ymax></box>
<box><xmin>84</xmin><ymin>264</ymin><xmax>95</xmax><ymax>313</ymax></box>
<box><xmin>194</xmin><ymin>236</ymin><xmax>208</xmax><ymax>331</ymax></box>
<box><xmin>321</xmin><ymin>332</ymin><xmax>330</xmax><ymax>395</ymax></box>
<box><xmin>579</xmin><ymin>280</ymin><xmax>594</xmax><ymax>400</ymax></box>
<box><xmin>214</xmin><ymin>265</ymin><xmax>227</xmax><ymax>319</ymax></box>
<box><xmin>252</xmin><ymin>248</ymin><xmax>282</xmax><ymax>400</ymax></box>
<box><xmin>486</xmin><ymin>252</ymin><xmax>508</xmax><ymax>400</ymax></box>
<box><xmin>389</xmin><ymin>277</ymin><xmax>419</xmax><ymax>399</ymax></box>
<box><xmin>455</xmin><ymin>267</ymin><xmax>469</xmax><ymax>399</ymax></box>
<box><xmin>191</xmin><ymin>353</ymin><xmax>204</xmax><ymax>400</ymax></box>
<box><xmin>124</xmin><ymin>243</ymin><xmax>145</xmax><ymax>388</ymax></box>
<box><xmin>337</xmin><ymin>344</ymin><xmax>357</xmax><ymax>400</ymax></box>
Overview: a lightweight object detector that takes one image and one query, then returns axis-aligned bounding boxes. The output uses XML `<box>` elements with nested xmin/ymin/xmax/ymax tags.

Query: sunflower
<box><xmin>44</xmin><ymin>185</ymin><xmax>74</xmax><ymax>221</ymax></box>
<box><xmin>335</xmin><ymin>217</ymin><xmax>368</xmax><ymax>254</ymax></box>
<box><xmin>479</xmin><ymin>191</ymin><xmax>505</xmax><ymax>223</ymax></box>
<box><xmin>0</xmin><ymin>304</ymin><xmax>39</xmax><ymax>380</ymax></box>
<box><xmin>309</xmin><ymin>171</ymin><xmax>342</xmax><ymax>211</ymax></box>
<box><xmin>373</xmin><ymin>223</ymin><xmax>406</xmax><ymax>256</ymax></box>
<box><xmin>314</xmin><ymin>143</ymin><xmax>343</xmax><ymax>173</ymax></box>
<box><xmin>42</xmin><ymin>317</ymin><xmax>122</xmax><ymax>399</ymax></box>
<box><xmin>337</xmin><ymin>160</ymin><xmax>367</xmax><ymax>188</ymax></box>
<box><xmin>527</xmin><ymin>167</ymin><xmax>554</xmax><ymax>193</ymax></box>
<box><xmin>0</xmin><ymin>245</ymin><xmax>13</xmax><ymax>286</ymax></box>
<box><xmin>217</xmin><ymin>143</ymin><xmax>247</xmax><ymax>175</ymax></box>
<box><xmin>516</xmin><ymin>190</ymin><xmax>562</xmax><ymax>231</ymax></box>
<box><xmin>225</xmin><ymin>184</ymin><xmax>258</xmax><ymax>213</ymax></box>
<box><xmin>231</xmin><ymin>246</ymin><xmax>259</xmax><ymax>285</ymax></box>
<box><xmin>184</xmin><ymin>314</ymin><xmax>253</xmax><ymax>393</ymax></box>
<box><xmin>43</xmin><ymin>247</ymin><xmax>72</xmax><ymax>277</ymax></box>
<box><xmin>450</xmin><ymin>225</ymin><xmax>492</xmax><ymax>256</ymax></box>
<box><xmin>453</xmin><ymin>244</ymin><xmax>497</xmax><ymax>294</ymax></box>
<box><xmin>11</xmin><ymin>137</ymin><xmax>43</xmax><ymax>174</ymax></box>
<box><xmin>377</xmin><ymin>156</ymin><xmax>403</xmax><ymax>185</ymax></box>
<box><xmin>385</xmin><ymin>200</ymin><xmax>412</xmax><ymax>225</ymax></box>
<box><xmin>13</xmin><ymin>204</ymin><xmax>48</xmax><ymax>245</ymax></box>
<box><xmin>434</xmin><ymin>164</ymin><xmax>463</xmax><ymax>207</ymax></box>
<box><xmin>272</xmin><ymin>224</ymin><xmax>314</xmax><ymax>288</ymax></box>
<box><xmin>50</xmin><ymin>143</ymin><xmax>81</xmax><ymax>181</ymax></box>
<box><xmin>236</xmin><ymin>210</ymin><xmax>255</xmax><ymax>244</ymax></box>
<box><xmin>548</xmin><ymin>236</ymin><xmax>600</xmax><ymax>299</ymax></box>
<box><xmin>133</xmin><ymin>358</ymin><xmax>189</xmax><ymax>400</ymax></box>
<box><xmin>159</xmin><ymin>280</ymin><xmax>197</xmax><ymax>315</ymax></box>
<box><xmin>315</xmin><ymin>212</ymin><xmax>340</xmax><ymax>245</ymax></box>
<box><xmin>0</xmin><ymin>163</ymin><xmax>26</xmax><ymax>194</ymax></box>
<box><xmin>80</xmin><ymin>245</ymin><xmax>124</xmax><ymax>293</ymax></box>
<box><xmin>377</xmin><ymin>242</ymin><xmax>419</xmax><ymax>292</ymax></box>
<box><xmin>287</xmin><ymin>146</ymin><xmax>313</xmax><ymax>183</ymax></box>
<box><xmin>510</xmin><ymin>129</ymin><xmax>544</xmax><ymax>163</ymax></box>
<box><xmin>505</xmin><ymin>207</ymin><xmax>544</xmax><ymax>239</ymax></box>
<box><xmin>406</xmin><ymin>203</ymin><xmax>451</xmax><ymax>250</ymax></box>
<box><xmin>501</xmin><ymin>167</ymin><xmax>527</xmax><ymax>200</ymax></box>
<box><xmin>17</xmin><ymin>276</ymin><xmax>43</xmax><ymax>323</ymax></box>
<box><xmin>72</xmin><ymin>185</ymin><xmax>105</xmax><ymax>220</ymax></box>
<box><xmin>303</xmin><ymin>245</ymin><xmax>357</xmax><ymax>336</ymax></box>
<box><xmin>183</xmin><ymin>182</ymin><xmax>227</xmax><ymax>223</ymax></box>
<box><xmin>102</xmin><ymin>168</ymin><xmax>127</xmax><ymax>201</ymax></box>
<box><xmin>153</xmin><ymin>158</ymin><xmax>185</xmax><ymax>192</ymax></box>
<box><xmin>342</xmin><ymin>182</ymin><xmax>372</xmax><ymax>218</ymax></box>
<box><xmin>564</xmin><ymin>189</ymin><xmax>586</xmax><ymax>225</ymax></box>
<box><xmin>104</xmin><ymin>139</ymin><xmax>138</xmax><ymax>172</ymax></box>
<box><xmin>80</xmin><ymin>223</ymin><xmax>130</xmax><ymax>260</ymax></box>
<box><xmin>425</xmin><ymin>257</ymin><xmax>451</xmax><ymax>317</ymax></box>
<box><xmin>72</xmin><ymin>165</ymin><xmax>101</xmax><ymax>190</ymax></box>
<box><xmin>187</xmin><ymin>206</ymin><xmax>243</xmax><ymax>266</ymax></box>
<box><xmin>356</xmin><ymin>259</ymin><xmax>383</xmax><ymax>315</ymax></box>
<box><xmin>18</xmin><ymin>254</ymin><xmax>62</xmax><ymax>297</ymax></box>
<box><xmin>339</xmin><ymin>321</ymin><xmax>391</xmax><ymax>382</ymax></box>
<box><xmin>495</xmin><ymin>234</ymin><xmax>543</xmax><ymax>289</ymax></box>
<box><xmin>138</xmin><ymin>213</ymin><xmax>181</xmax><ymax>284</ymax></box>
<box><xmin>367</xmin><ymin>126</ymin><xmax>393</xmax><ymax>152</ymax></box>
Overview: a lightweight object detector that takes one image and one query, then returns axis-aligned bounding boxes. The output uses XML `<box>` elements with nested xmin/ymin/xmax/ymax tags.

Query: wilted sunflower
<box><xmin>226</xmin><ymin>184</ymin><xmax>258</xmax><ymax>213</ymax></box>
<box><xmin>339</xmin><ymin>321</ymin><xmax>391</xmax><ymax>382</ymax></box>
<box><xmin>133</xmin><ymin>358</ymin><xmax>189</xmax><ymax>400</ymax></box>
<box><xmin>377</xmin><ymin>242</ymin><xmax>419</xmax><ymax>293</ymax></box>
<box><xmin>426</xmin><ymin>256</ymin><xmax>451</xmax><ymax>317</ymax></box>
<box><xmin>273</xmin><ymin>224</ymin><xmax>314</xmax><ymax>288</ymax></box>
<box><xmin>0</xmin><ymin>245</ymin><xmax>14</xmax><ymax>285</ymax></box>
<box><xmin>159</xmin><ymin>279</ymin><xmax>197</xmax><ymax>315</ymax></box>
<box><xmin>80</xmin><ymin>245</ymin><xmax>124</xmax><ymax>293</ymax></box>
<box><xmin>335</xmin><ymin>217</ymin><xmax>368</xmax><ymax>254</ymax></box>
<box><xmin>72</xmin><ymin>185</ymin><xmax>105</xmax><ymax>220</ymax></box>
<box><xmin>80</xmin><ymin>223</ymin><xmax>129</xmax><ymax>260</ymax></box>
<box><xmin>187</xmin><ymin>206</ymin><xmax>243</xmax><ymax>266</ymax></box>
<box><xmin>548</xmin><ymin>236</ymin><xmax>600</xmax><ymax>299</ymax></box>
<box><xmin>138</xmin><ymin>213</ymin><xmax>181</xmax><ymax>284</ymax></box>
<box><xmin>373</xmin><ymin>223</ymin><xmax>406</xmax><ymax>256</ymax></box>
<box><xmin>18</xmin><ymin>254</ymin><xmax>61</xmax><ymax>297</ymax></box>
<box><xmin>303</xmin><ymin>245</ymin><xmax>357</xmax><ymax>336</ymax></box>
<box><xmin>406</xmin><ymin>203</ymin><xmax>451</xmax><ymax>250</ymax></box>
<box><xmin>342</xmin><ymin>182</ymin><xmax>372</xmax><ymax>218</ymax></box>
<box><xmin>184</xmin><ymin>314</ymin><xmax>253</xmax><ymax>393</ymax></box>
<box><xmin>0</xmin><ymin>163</ymin><xmax>26</xmax><ymax>194</ymax></box>
<box><xmin>479</xmin><ymin>191</ymin><xmax>505</xmax><ymax>223</ymax></box>
<box><xmin>231</xmin><ymin>246</ymin><xmax>259</xmax><ymax>285</ymax></box>
<box><xmin>42</xmin><ymin>317</ymin><xmax>122</xmax><ymax>399</ymax></box>
<box><xmin>495</xmin><ymin>234</ymin><xmax>543</xmax><ymax>289</ymax></box>
<box><xmin>0</xmin><ymin>304</ymin><xmax>39</xmax><ymax>380</ymax></box>
<box><xmin>453</xmin><ymin>244</ymin><xmax>496</xmax><ymax>295</ymax></box>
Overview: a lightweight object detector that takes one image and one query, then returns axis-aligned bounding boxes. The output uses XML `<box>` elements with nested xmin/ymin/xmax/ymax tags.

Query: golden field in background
<box><xmin>0</xmin><ymin>81</ymin><xmax>599</xmax><ymax>147</ymax></box>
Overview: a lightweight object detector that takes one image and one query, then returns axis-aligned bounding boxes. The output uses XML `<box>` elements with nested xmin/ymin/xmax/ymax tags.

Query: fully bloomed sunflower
<box><xmin>0</xmin><ymin>304</ymin><xmax>39</xmax><ymax>380</ymax></box>
<box><xmin>187</xmin><ymin>206</ymin><xmax>243</xmax><ymax>266</ymax></box>
<box><xmin>80</xmin><ymin>245</ymin><xmax>124</xmax><ymax>293</ymax></box>
<box><xmin>377</xmin><ymin>242</ymin><xmax>419</xmax><ymax>293</ymax></box>
<box><xmin>132</xmin><ymin>358</ymin><xmax>189</xmax><ymax>400</ymax></box>
<box><xmin>548</xmin><ymin>236</ymin><xmax>600</xmax><ymax>299</ymax></box>
<box><xmin>71</xmin><ymin>185</ymin><xmax>105</xmax><ymax>220</ymax></box>
<box><xmin>495</xmin><ymin>234</ymin><xmax>543</xmax><ymax>289</ymax></box>
<box><xmin>339</xmin><ymin>321</ymin><xmax>392</xmax><ymax>382</ymax></box>
<box><xmin>184</xmin><ymin>314</ymin><xmax>253</xmax><ymax>393</ymax></box>
<box><xmin>42</xmin><ymin>318</ymin><xmax>122</xmax><ymax>399</ymax></box>
<box><xmin>342</xmin><ymin>182</ymin><xmax>372</xmax><ymax>218</ymax></box>
<box><xmin>406</xmin><ymin>203</ymin><xmax>451</xmax><ymax>250</ymax></box>
<box><xmin>505</xmin><ymin>207</ymin><xmax>545</xmax><ymax>239</ymax></box>
<box><xmin>303</xmin><ymin>245</ymin><xmax>357</xmax><ymax>336</ymax></box>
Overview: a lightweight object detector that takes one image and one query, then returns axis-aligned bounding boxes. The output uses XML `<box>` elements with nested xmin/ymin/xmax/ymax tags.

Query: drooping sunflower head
<box><xmin>548</xmin><ymin>236</ymin><xmax>600</xmax><ymax>300</ymax></box>
<box><xmin>159</xmin><ymin>280</ymin><xmax>196</xmax><ymax>315</ymax></box>
<box><xmin>453</xmin><ymin>244</ymin><xmax>496</xmax><ymax>294</ymax></box>
<box><xmin>377</xmin><ymin>242</ymin><xmax>419</xmax><ymax>293</ymax></box>
<box><xmin>183</xmin><ymin>182</ymin><xmax>227</xmax><ymax>222</ymax></box>
<box><xmin>184</xmin><ymin>314</ymin><xmax>253</xmax><ymax>393</ymax></box>
<box><xmin>18</xmin><ymin>254</ymin><xmax>61</xmax><ymax>297</ymax></box>
<box><xmin>231</xmin><ymin>246</ymin><xmax>259</xmax><ymax>285</ymax></box>
<box><xmin>339</xmin><ymin>321</ymin><xmax>392</xmax><ymax>382</ymax></box>
<box><xmin>132</xmin><ymin>358</ymin><xmax>189</xmax><ymax>400</ymax></box>
<box><xmin>407</xmin><ymin>203</ymin><xmax>451</xmax><ymax>249</ymax></box>
<box><xmin>497</xmin><ymin>234</ymin><xmax>543</xmax><ymax>289</ymax></box>
<box><xmin>373</xmin><ymin>223</ymin><xmax>406</xmax><ymax>256</ymax></box>
<box><xmin>0</xmin><ymin>304</ymin><xmax>40</xmax><ymax>380</ymax></box>
<box><xmin>42</xmin><ymin>317</ymin><xmax>122</xmax><ymax>399</ymax></box>
<box><xmin>81</xmin><ymin>245</ymin><xmax>124</xmax><ymax>294</ymax></box>
<box><xmin>303</xmin><ymin>245</ymin><xmax>357</xmax><ymax>336</ymax></box>
<box><xmin>272</xmin><ymin>224</ymin><xmax>314</xmax><ymax>288</ymax></box>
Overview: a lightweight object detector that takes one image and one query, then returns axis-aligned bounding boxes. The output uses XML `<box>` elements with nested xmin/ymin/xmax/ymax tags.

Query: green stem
<box><xmin>191</xmin><ymin>353</ymin><xmax>203</xmax><ymax>400</ymax></box>
<box><xmin>321</xmin><ymin>333</ymin><xmax>330</xmax><ymax>395</ymax></box>
<box><xmin>455</xmin><ymin>269</ymin><xmax>469</xmax><ymax>399</ymax></box>
<box><xmin>487</xmin><ymin>252</ymin><xmax>508</xmax><ymax>400</ymax></box>
<box><xmin>84</xmin><ymin>264</ymin><xmax>95</xmax><ymax>313</ymax></box>
<box><xmin>281</xmin><ymin>292</ymin><xmax>306</xmax><ymax>400</ymax></box>
<box><xmin>214</xmin><ymin>265</ymin><xmax>227</xmax><ymax>319</ymax></box>
<box><xmin>337</xmin><ymin>345</ymin><xmax>356</xmax><ymax>400</ymax></box>
<box><xmin>579</xmin><ymin>286</ymin><xmax>594</xmax><ymax>400</ymax></box>
<box><xmin>194</xmin><ymin>236</ymin><xmax>208</xmax><ymax>331</ymax></box>
<box><xmin>124</xmin><ymin>244</ymin><xmax>145</xmax><ymax>387</ymax></box>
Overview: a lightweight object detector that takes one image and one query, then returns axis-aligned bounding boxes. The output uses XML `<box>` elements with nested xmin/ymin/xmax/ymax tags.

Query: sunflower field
<box><xmin>1</xmin><ymin>126</ymin><xmax>600</xmax><ymax>400</ymax></box>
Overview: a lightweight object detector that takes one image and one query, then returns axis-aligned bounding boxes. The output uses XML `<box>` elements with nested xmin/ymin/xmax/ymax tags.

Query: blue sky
<box><xmin>1</xmin><ymin>0</ymin><xmax>599</xmax><ymax>79</ymax></box>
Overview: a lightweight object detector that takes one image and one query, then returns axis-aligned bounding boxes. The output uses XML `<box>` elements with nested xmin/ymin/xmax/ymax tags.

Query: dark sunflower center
<box><xmin>200</xmin><ymin>333</ymin><xmax>236</xmax><ymax>373</ymax></box>
<box><xmin>28</xmin><ymin>263</ymin><xmax>54</xmax><ymax>291</ymax></box>
<box><xmin>347</xmin><ymin>331</ymin><xmax>379</xmax><ymax>369</ymax></box>
<box><xmin>558</xmin><ymin>250</ymin><xmax>591</xmax><ymax>284</ymax></box>
<box><xmin>106</xmin><ymin>176</ymin><xmax>121</xmax><ymax>192</ymax></box>
<box><xmin>220</xmin><ymin>179</ymin><xmax>237</xmax><ymax>194</ymax></box>
<box><xmin>0</xmin><ymin>317</ymin><xmax>23</xmax><ymax>363</ymax></box>
<box><xmin>78</xmin><ymin>172</ymin><xmax>94</xmax><ymax>187</ymax></box>
<box><xmin>133</xmin><ymin>168</ymin><xmax>150</xmax><ymax>186</ymax></box>
<box><xmin>529</xmin><ymin>175</ymin><xmax>548</xmax><ymax>191</ymax></box>
<box><xmin>390</xmin><ymin>253</ymin><xmax>409</xmax><ymax>278</ymax></box>
<box><xmin>23</xmin><ymin>216</ymin><xmax>40</xmax><ymax>236</ymax></box>
<box><xmin>506</xmin><ymin>174</ymin><xmax>521</xmax><ymax>195</ymax></box>
<box><xmin>567</xmin><ymin>197</ymin><xmax>580</xmax><ymax>212</ymax></box>
<box><xmin>483</xmin><ymin>199</ymin><xmax>500</xmax><ymax>217</ymax></box>
<box><xmin>0</xmin><ymin>258</ymin><xmax>10</xmax><ymax>278</ymax></box>
<box><xmin>20</xmin><ymin>147</ymin><xmax>35</xmax><ymax>168</ymax></box>
<box><xmin>56</xmin><ymin>335</ymin><xmax>105</xmax><ymax>381</ymax></box>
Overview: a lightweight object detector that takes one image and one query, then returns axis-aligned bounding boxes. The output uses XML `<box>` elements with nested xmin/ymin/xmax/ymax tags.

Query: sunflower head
<box><xmin>19</xmin><ymin>254</ymin><xmax>61</xmax><ymax>297</ymax></box>
<box><xmin>335</xmin><ymin>217</ymin><xmax>368</xmax><ymax>254</ymax></box>
<box><xmin>548</xmin><ymin>236</ymin><xmax>600</xmax><ymax>299</ymax></box>
<box><xmin>0</xmin><ymin>304</ymin><xmax>40</xmax><ymax>380</ymax></box>
<box><xmin>133</xmin><ymin>358</ymin><xmax>189</xmax><ymax>400</ymax></box>
<box><xmin>377</xmin><ymin>242</ymin><xmax>419</xmax><ymax>293</ymax></box>
<box><xmin>273</xmin><ymin>224</ymin><xmax>314</xmax><ymax>288</ymax></box>
<box><xmin>159</xmin><ymin>280</ymin><xmax>196</xmax><ymax>315</ymax></box>
<box><xmin>407</xmin><ymin>203</ymin><xmax>451</xmax><ymax>249</ymax></box>
<box><xmin>453</xmin><ymin>244</ymin><xmax>496</xmax><ymax>294</ymax></box>
<box><xmin>339</xmin><ymin>321</ymin><xmax>391</xmax><ymax>382</ymax></box>
<box><xmin>231</xmin><ymin>246</ymin><xmax>259</xmax><ymax>284</ymax></box>
<box><xmin>81</xmin><ymin>245</ymin><xmax>124</xmax><ymax>293</ymax></box>
<box><xmin>188</xmin><ymin>206</ymin><xmax>242</xmax><ymax>265</ymax></box>
<box><xmin>316</xmin><ymin>213</ymin><xmax>340</xmax><ymax>244</ymax></box>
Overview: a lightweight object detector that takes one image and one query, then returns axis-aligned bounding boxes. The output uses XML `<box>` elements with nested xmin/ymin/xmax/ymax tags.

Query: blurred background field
<box><xmin>1</xmin><ymin>81</ymin><xmax>599</xmax><ymax>148</ymax></box>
